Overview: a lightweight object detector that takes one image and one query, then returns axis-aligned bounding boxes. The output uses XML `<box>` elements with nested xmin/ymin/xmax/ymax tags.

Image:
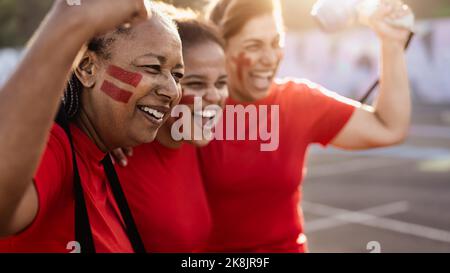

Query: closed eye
<box><xmin>215</xmin><ymin>81</ymin><xmax>227</xmax><ymax>89</ymax></box>
<box><xmin>245</xmin><ymin>44</ymin><xmax>261</xmax><ymax>51</ymax></box>
<box><xmin>139</xmin><ymin>65</ymin><xmax>161</xmax><ymax>75</ymax></box>
<box><xmin>184</xmin><ymin>82</ymin><xmax>206</xmax><ymax>90</ymax></box>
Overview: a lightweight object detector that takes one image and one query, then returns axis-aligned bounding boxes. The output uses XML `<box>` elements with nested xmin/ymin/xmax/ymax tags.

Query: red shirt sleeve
<box><xmin>32</xmin><ymin>124</ymin><xmax>72</xmax><ymax>225</ymax></box>
<box><xmin>280</xmin><ymin>79</ymin><xmax>358</xmax><ymax>147</ymax></box>
<box><xmin>307</xmin><ymin>84</ymin><xmax>357</xmax><ymax>146</ymax></box>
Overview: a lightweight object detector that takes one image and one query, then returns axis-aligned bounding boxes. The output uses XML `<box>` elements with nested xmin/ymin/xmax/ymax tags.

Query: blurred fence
<box><xmin>278</xmin><ymin>18</ymin><xmax>450</xmax><ymax>104</ymax></box>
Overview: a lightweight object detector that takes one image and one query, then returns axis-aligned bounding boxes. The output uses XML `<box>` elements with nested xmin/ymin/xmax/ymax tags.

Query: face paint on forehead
<box><xmin>232</xmin><ymin>52</ymin><xmax>252</xmax><ymax>84</ymax></box>
<box><xmin>107</xmin><ymin>65</ymin><xmax>143</xmax><ymax>88</ymax></box>
<box><xmin>100</xmin><ymin>80</ymin><xmax>133</xmax><ymax>103</ymax></box>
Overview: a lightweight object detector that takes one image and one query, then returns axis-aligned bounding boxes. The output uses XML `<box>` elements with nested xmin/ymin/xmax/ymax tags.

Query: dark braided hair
<box><xmin>63</xmin><ymin>73</ymin><xmax>83</xmax><ymax>119</ymax></box>
<box><xmin>62</xmin><ymin>34</ymin><xmax>118</xmax><ymax>119</ymax></box>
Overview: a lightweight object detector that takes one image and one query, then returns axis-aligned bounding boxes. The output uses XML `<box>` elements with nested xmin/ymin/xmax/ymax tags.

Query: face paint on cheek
<box><xmin>100</xmin><ymin>65</ymin><xmax>144</xmax><ymax>103</ymax></box>
<box><xmin>232</xmin><ymin>52</ymin><xmax>252</xmax><ymax>84</ymax></box>
<box><xmin>100</xmin><ymin>81</ymin><xmax>134</xmax><ymax>103</ymax></box>
<box><xmin>107</xmin><ymin>65</ymin><xmax>143</xmax><ymax>87</ymax></box>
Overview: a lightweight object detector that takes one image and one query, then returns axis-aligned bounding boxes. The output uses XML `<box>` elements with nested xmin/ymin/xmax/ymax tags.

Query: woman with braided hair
<box><xmin>0</xmin><ymin>0</ymin><xmax>184</xmax><ymax>253</ymax></box>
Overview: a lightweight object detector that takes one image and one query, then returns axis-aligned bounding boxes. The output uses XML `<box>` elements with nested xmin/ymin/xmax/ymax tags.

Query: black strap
<box><xmin>102</xmin><ymin>156</ymin><xmax>146</xmax><ymax>253</ymax></box>
<box><xmin>56</xmin><ymin>107</ymin><xmax>96</xmax><ymax>253</ymax></box>
<box><xmin>359</xmin><ymin>32</ymin><xmax>415</xmax><ymax>103</ymax></box>
<box><xmin>55</xmin><ymin>106</ymin><xmax>145</xmax><ymax>253</ymax></box>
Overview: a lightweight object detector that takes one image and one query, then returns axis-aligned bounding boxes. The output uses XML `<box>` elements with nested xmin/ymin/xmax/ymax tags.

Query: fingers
<box><xmin>138</xmin><ymin>0</ymin><xmax>151</xmax><ymax>20</ymax></box>
<box><xmin>123</xmin><ymin>147</ymin><xmax>134</xmax><ymax>157</ymax></box>
<box><xmin>111</xmin><ymin>149</ymin><xmax>129</xmax><ymax>167</ymax></box>
<box><xmin>390</xmin><ymin>5</ymin><xmax>411</xmax><ymax>20</ymax></box>
<box><xmin>129</xmin><ymin>0</ymin><xmax>150</xmax><ymax>26</ymax></box>
<box><xmin>370</xmin><ymin>0</ymin><xmax>413</xmax><ymax>37</ymax></box>
<box><xmin>378</xmin><ymin>0</ymin><xmax>411</xmax><ymax>18</ymax></box>
<box><xmin>118</xmin><ymin>0</ymin><xmax>149</xmax><ymax>31</ymax></box>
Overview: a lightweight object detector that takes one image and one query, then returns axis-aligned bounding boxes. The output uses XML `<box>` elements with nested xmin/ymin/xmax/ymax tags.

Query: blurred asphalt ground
<box><xmin>303</xmin><ymin>103</ymin><xmax>450</xmax><ymax>253</ymax></box>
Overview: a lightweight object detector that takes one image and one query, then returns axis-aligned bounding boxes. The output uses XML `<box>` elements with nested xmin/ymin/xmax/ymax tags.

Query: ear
<box><xmin>74</xmin><ymin>51</ymin><xmax>100</xmax><ymax>89</ymax></box>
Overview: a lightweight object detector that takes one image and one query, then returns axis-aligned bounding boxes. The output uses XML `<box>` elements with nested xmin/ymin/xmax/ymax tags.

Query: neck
<box><xmin>229</xmin><ymin>85</ymin><xmax>252</xmax><ymax>103</ymax></box>
<box><xmin>156</xmin><ymin>123</ymin><xmax>183</xmax><ymax>149</ymax></box>
<box><xmin>75</xmin><ymin>108</ymin><xmax>109</xmax><ymax>153</ymax></box>
<box><xmin>229</xmin><ymin>82</ymin><xmax>272</xmax><ymax>103</ymax></box>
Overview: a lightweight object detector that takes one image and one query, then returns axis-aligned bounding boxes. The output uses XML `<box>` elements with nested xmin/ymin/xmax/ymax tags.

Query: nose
<box><xmin>203</xmin><ymin>86</ymin><xmax>222</xmax><ymax>104</ymax></box>
<box><xmin>155</xmin><ymin>76</ymin><xmax>181</xmax><ymax>105</ymax></box>
<box><xmin>260</xmin><ymin>48</ymin><xmax>280</xmax><ymax>67</ymax></box>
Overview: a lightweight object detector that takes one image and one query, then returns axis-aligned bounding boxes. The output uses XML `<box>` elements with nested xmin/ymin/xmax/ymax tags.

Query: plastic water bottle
<box><xmin>311</xmin><ymin>0</ymin><xmax>415</xmax><ymax>32</ymax></box>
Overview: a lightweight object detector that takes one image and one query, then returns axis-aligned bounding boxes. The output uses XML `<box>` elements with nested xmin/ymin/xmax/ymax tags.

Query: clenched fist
<box><xmin>51</xmin><ymin>0</ymin><xmax>149</xmax><ymax>37</ymax></box>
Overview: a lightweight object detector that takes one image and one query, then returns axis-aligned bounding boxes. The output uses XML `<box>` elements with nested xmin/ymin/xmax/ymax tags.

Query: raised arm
<box><xmin>331</xmin><ymin>0</ymin><xmax>412</xmax><ymax>150</ymax></box>
<box><xmin>0</xmin><ymin>0</ymin><xmax>147</xmax><ymax>235</ymax></box>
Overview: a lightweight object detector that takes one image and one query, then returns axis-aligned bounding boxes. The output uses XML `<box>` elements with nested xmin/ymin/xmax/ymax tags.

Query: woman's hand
<box><xmin>0</xmin><ymin>0</ymin><xmax>149</xmax><ymax>237</ymax></box>
<box><xmin>111</xmin><ymin>148</ymin><xmax>134</xmax><ymax>167</ymax></box>
<box><xmin>331</xmin><ymin>0</ymin><xmax>412</xmax><ymax>151</ymax></box>
<box><xmin>368</xmin><ymin>0</ymin><xmax>413</xmax><ymax>47</ymax></box>
<box><xmin>51</xmin><ymin>0</ymin><xmax>149</xmax><ymax>37</ymax></box>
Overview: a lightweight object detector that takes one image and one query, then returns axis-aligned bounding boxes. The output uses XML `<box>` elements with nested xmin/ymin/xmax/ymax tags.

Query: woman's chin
<box><xmin>135</xmin><ymin>130</ymin><xmax>158</xmax><ymax>145</ymax></box>
<box><xmin>243</xmin><ymin>83</ymin><xmax>272</xmax><ymax>101</ymax></box>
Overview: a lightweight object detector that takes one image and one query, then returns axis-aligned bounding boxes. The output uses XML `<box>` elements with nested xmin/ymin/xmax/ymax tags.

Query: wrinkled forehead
<box><xmin>184</xmin><ymin>42</ymin><xmax>225</xmax><ymax>64</ymax></box>
<box><xmin>110</xmin><ymin>17</ymin><xmax>183</xmax><ymax>65</ymax></box>
<box><xmin>233</xmin><ymin>13</ymin><xmax>284</xmax><ymax>43</ymax></box>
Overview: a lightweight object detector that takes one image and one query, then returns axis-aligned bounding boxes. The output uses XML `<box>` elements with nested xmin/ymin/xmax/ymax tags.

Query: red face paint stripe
<box><xmin>232</xmin><ymin>52</ymin><xmax>251</xmax><ymax>83</ymax></box>
<box><xmin>107</xmin><ymin>65</ymin><xmax>143</xmax><ymax>87</ymax></box>
<box><xmin>101</xmin><ymin>80</ymin><xmax>133</xmax><ymax>103</ymax></box>
<box><xmin>179</xmin><ymin>95</ymin><xmax>197</xmax><ymax>105</ymax></box>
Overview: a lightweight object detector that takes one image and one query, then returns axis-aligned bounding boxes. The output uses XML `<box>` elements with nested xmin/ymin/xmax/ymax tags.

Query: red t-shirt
<box><xmin>0</xmin><ymin>124</ymin><xmax>133</xmax><ymax>253</ymax></box>
<box><xmin>116</xmin><ymin>142</ymin><xmax>211</xmax><ymax>253</ymax></box>
<box><xmin>198</xmin><ymin>79</ymin><xmax>357</xmax><ymax>253</ymax></box>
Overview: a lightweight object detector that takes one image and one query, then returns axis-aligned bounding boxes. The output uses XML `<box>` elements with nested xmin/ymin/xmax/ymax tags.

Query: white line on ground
<box><xmin>306</xmin><ymin>158</ymin><xmax>408</xmax><ymax>179</ymax></box>
<box><xmin>302</xmin><ymin>201</ymin><xmax>450</xmax><ymax>244</ymax></box>
<box><xmin>304</xmin><ymin>201</ymin><xmax>410</xmax><ymax>232</ymax></box>
<box><xmin>309</xmin><ymin>145</ymin><xmax>450</xmax><ymax>160</ymax></box>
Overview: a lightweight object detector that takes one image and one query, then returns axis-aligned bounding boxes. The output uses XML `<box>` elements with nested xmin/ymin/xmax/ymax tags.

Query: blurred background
<box><xmin>0</xmin><ymin>0</ymin><xmax>449</xmax><ymax>252</ymax></box>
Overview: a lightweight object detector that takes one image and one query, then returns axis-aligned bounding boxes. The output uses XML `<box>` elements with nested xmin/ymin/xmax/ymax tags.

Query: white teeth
<box><xmin>140</xmin><ymin>106</ymin><xmax>165</xmax><ymax>120</ymax></box>
<box><xmin>194</xmin><ymin>110</ymin><xmax>216</xmax><ymax>119</ymax></box>
<box><xmin>251</xmin><ymin>71</ymin><xmax>273</xmax><ymax>78</ymax></box>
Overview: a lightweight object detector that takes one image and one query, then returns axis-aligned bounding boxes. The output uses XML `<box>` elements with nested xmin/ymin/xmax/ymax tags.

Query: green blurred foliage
<box><xmin>0</xmin><ymin>0</ymin><xmax>449</xmax><ymax>47</ymax></box>
<box><xmin>0</xmin><ymin>0</ymin><xmax>53</xmax><ymax>47</ymax></box>
<box><xmin>0</xmin><ymin>0</ymin><xmax>205</xmax><ymax>47</ymax></box>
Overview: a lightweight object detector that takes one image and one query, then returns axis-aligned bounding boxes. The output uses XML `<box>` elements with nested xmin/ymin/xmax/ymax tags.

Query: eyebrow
<box><xmin>183</xmin><ymin>75</ymin><xmax>228</xmax><ymax>81</ymax></box>
<box><xmin>140</xmin><ymin>53</ymin><xmax>167</xmax><ymax>64</ymax></box>
<box><xmin>243</xmin><ymin>39</ymin><xmax>263</xmax><ymax>44</ymax></box>
<box><xmin>243</xmin><ymin>35</ymin><xmax>281</xmax><ymax>44</ymax></box>
<box><xmin>183</xmin><ymin>75</ymin><xmax>206</xmax><ymax>81</ymax></box>
<box><xmin>140</xmin><ymin>52</ymin><xmax>184</xmax><ymax>70</ymax></box>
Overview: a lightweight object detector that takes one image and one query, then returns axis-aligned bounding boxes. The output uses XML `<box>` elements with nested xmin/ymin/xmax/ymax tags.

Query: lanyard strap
<box><xmin>102</xmin><ymin>155</ymin><xmax>146</xmax><ymax>253</ymax></box>
<box><xmin>56</xmin><ymin>107</ymin><xmax>96</xmax><ymax>253</ymax></box>
<box><xmin>56</xmin><ymin>107</ymin><xmax>145</xmax><ymax>253</ymax></box>
<box><xmin>359</xmin><ymin>32</ymin><xmax>415</xmax><ymax>103</ymax></box>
